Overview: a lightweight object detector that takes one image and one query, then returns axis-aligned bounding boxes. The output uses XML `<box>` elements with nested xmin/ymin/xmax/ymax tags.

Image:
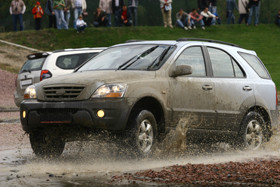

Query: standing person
<box><xmin>99</xmin><ymin>0</ymin><xmax>112</xmax><ymax>27</ymax></box>
<box><xmin>238</xmin><ymin>0</ymin><xmax>249</xmax><ymax>24</ymax></box>
<box><xmin>53</xmin><ymin>0</ymin><xmax>68</xmax><ymax>29</ymax></box>
<box><xmin>209</xmin><ymin>0</ymin><xmax>217</xmax><ymax>25</ymax></box>
<box><xmin>32</xmin><ymin>2</ymin><xmax>44</xmax><ymax>30</ymax></box>
<box><xmin>247</xmin><ymin>0</ymin><xmax>260</xmax><ymax>26</ymax></box>
<box><xmin>189</xmin><ymin>8</ymin><xmax>204</xmax><ymax>29</ymax></box>
<box><xmin>112</xmin><ymin>0</ymin><xmax>124</xmax><ymax>26</ymax></box>
<box><xmin>64</xmin><ymin>0</ymin><xmax>72</xmax><ymax>27</ymax></box>
<box><xmin>201</xmin><ymin>7</ymin><xmax>217</xmax><ymax>27</ymax></box>
<box><xmin>276</xmin><ymin>9</ymin><xmax>280</xmax><ymax>26</ymax></box>
<box><xmin>226</xmin><ymin>0</ymin><xmax>238</xmax><ymax>24</ymax></box>
<box><xmin>71</xmin><ymin>0</ymin><xmax>87</xmax><ymax>29</ymax></box>
<box><xmin>176</xmin><ymin>8</ymin><xmax>191</xmax><ymax>30</ymax></box>
<box><xmin>128</xmin><ymin>0</ymin><xmax>138</xmax><ymax>26</ymax></box>
<box><xmin>45</xmin><ymin>0</ymin><xmax>56</xmax><ymax>28</ymax></box>
<box><xmin>160</xmin><ymin>0</ymin><xmax>173</xmax><ymax>28</ymax></box>
<box><xmin>10</xmin><ymin>0</ymin><xmax>26</xmax><ymax>31</ymax></box>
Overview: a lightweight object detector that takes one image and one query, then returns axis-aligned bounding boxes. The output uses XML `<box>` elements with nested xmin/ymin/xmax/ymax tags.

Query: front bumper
<box><xmin>20</xmin><ymin>98</ymin><xmax>134</xmax><ymax>133</ymax></box>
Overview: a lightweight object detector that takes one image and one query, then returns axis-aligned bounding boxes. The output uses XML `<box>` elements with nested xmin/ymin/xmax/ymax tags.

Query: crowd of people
<box><xmin>9</xmin><ymin>0</ymin><xmax>280</xmax><ymax>32</ymax></box>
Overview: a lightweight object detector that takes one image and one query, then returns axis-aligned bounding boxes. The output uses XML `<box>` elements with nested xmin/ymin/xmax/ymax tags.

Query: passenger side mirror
<box><xmin>170</xmin><ymin>65</ymin><xmax>192</xmax><ymax>77</ymax></box>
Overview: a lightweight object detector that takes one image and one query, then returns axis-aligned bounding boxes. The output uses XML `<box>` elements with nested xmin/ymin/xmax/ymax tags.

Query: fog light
<box><xmin>97</xmin><ymin>110</ymin><xmax>105</xmax><ymax>118</ymax></box>
<box><xmin>23</xmin><ymin>111</ymin><xmax>26</xmax><ymax>119</ymax></box>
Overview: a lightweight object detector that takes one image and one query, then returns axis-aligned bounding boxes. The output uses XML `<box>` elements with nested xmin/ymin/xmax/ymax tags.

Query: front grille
<box><xmin>43</xmin><ymin>86</ymin><xmax>84</xmax><ymax>100</ymax></box>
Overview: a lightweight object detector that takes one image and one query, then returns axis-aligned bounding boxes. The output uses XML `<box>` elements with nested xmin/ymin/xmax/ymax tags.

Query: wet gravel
<box><xmin>112</xmin><ymin>158</ymin><xmax>280</xmax><ymax>186</ymax></box>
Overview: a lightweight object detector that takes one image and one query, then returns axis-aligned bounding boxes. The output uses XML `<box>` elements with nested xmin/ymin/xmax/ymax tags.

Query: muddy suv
<box><xmin>21</xmin><ymin>39</ymin><xmax>279</xmax><ymax>157</ymax></box>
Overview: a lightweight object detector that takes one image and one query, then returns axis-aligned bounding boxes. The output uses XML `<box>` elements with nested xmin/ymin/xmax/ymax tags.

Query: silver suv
<box><xmin>21</xmin><ymin>39</ymin><xmax>279</xmax><ymax>157</ymax></box>
<box><xmin>14</xmin><ymin>48</ymin><xmax>105</xmax><ymax>107</ymax></box>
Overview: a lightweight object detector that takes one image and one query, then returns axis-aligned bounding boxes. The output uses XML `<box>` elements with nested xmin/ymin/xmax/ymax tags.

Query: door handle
<box><xmin>202</xmin><ymin>85</ymin><xmax>213</xmax><ymax>91</ymax></box>
<box><xmin>243</xmin><ymin>86</ymin><xmax>252</xmax><ymax>91</ymax></box>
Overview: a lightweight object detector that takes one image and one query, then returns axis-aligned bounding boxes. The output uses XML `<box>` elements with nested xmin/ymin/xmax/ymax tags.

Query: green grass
<box><xmin>0</xmin><ymin>24</ymin><xmax>280</xmax><ymax>87</ymax></box>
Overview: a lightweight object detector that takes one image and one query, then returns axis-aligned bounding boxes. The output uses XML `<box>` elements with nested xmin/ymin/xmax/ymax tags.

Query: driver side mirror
<box><xmin>170</xmin><ymin>65</ymin><xmax>192</xmax><ymax>77</ymax></box>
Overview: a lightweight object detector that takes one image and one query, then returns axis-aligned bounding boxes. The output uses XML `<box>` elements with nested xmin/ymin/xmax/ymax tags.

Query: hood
<box><xmin>36</xmin><ymin>70</ymin><xmax>156</xmax><ymax>101</ymax></box>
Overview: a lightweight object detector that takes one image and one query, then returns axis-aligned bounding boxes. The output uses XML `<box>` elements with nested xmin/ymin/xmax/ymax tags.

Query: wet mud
<box><xmin>1</xmin><ymin>122</ymin><xmax>280</xmax><ymax>186</ymax></box>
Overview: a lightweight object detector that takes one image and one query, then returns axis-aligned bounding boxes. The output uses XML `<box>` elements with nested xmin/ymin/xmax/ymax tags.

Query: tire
<box><xmin>29</xmin><ymin>131</ymin><xmax>65</xmax><ymax>158</ymax></box>
<box><xmin>128</xmin><ymin>110</ymin><xmax>158</xmax><ymax>157</ymax></box>
<box><xmin>238</xmin><ymin>111</ymin><xmax>265</xmax><ymax>150</ymax></box>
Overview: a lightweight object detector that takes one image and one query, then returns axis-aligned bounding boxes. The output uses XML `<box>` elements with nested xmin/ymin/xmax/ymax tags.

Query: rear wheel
<box><xmin>128</xmin><ymin>110</ymin><xmax>158</xmax><ymax>157</ymax></box>
<box><xmin>238</xmin><ymin>111</ymin><xmax>265</xmax><ymax>150</ymax></box>
<box><xmin>29</xmin><ymin>131</ymin><xmax>65</xmax><ymax>158</ymax></box>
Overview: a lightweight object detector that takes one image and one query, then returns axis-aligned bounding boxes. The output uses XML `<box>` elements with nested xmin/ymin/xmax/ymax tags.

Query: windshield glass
<box><xmin>78</xmin><ymin>44</ymin><xmax>174</xmax><ymax>71</ymax></box>
<box><xmin>20</xmin><ymin>57</ymin><xmax>46</xmax><ymax>73</ymax></box>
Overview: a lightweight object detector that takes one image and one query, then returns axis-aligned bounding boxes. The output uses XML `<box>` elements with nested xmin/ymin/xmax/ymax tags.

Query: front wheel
<box><xmin>238</xmin><ymin>111</ymin><xmax>265</xmax><ymax>150</ymax></box>
<box><xmin>29</xmin><ymin>131</ymin><xmax>65</xmax><ymax>158</ymax></box>
<box><xmin>128</xmin><ymin>110</ymin><xmax>158</xmax><ymax>157</ymax></box>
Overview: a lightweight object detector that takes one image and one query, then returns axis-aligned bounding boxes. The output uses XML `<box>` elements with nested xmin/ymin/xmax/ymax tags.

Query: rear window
<box><xmin>56</xmin><ymin>53</ymin><xmax>97</xmax><ymax>70</ymax></box>
<box><xmin>20</xmin><ymin>57</ymin><xmax>46</xmax><ymax>73</ymax></box>
<box><xmin>239</xmin><ymin>52</ymin><xmax>270</xmax><ymax>79</ymax></box>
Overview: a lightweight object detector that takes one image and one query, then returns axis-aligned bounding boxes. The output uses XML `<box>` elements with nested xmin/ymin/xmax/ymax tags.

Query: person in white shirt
<box><xmin>71</xmin><ymin>0</ymin><xmax>87</xmax><ymax>29</ymax></box>
<box><xmin>76</xmin><ymin>14</ymin><xmax>87</xmax><ymax>33</ymax></box>
<box><xmin>200</xmin><ymin>7</ymin><xmax>218</xmax><ymax>26</ymax></box>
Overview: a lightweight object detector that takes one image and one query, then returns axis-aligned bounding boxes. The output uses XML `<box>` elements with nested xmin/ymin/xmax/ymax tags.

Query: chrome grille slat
<box><xmin>43</xmin><ymin>86</ymin><xmax>84</xmax><ymax>100</ymax></box>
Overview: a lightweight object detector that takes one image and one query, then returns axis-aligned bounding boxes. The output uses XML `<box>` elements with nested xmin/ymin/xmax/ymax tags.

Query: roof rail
<box><xmin>125</xmin><ymin>39</ymin><xmax>145</xmax><ymax>43</ymax></box>
<box><xmin>176</xmin><ymin>38</ymin><xmax>240</xmax><ymax>47</ymax></box>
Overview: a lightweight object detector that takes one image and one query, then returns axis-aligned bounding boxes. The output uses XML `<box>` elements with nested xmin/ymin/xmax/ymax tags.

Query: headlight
<box><xmin>24</xmin><ymin>85</ymin><xmax>37</xmax><ymax>99</ymax></box>
<box><xmin>92</xmin><ymin>84</ymin><xmax>126</xmax><ymax>98</ymax></box>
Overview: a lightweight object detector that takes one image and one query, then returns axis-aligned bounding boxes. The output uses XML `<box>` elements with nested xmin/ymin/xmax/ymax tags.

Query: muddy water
<box><xmin>1</xmin><ymin>124</ymin><xmax>280</xmax><ymax>186</ymax></box>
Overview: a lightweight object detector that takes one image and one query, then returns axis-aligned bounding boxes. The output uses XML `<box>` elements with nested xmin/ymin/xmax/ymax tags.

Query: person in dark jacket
<box><xmin>112</xmin><ymin>0</ymin><xmax>124</xmax><ymax>26</ymax></box>
<box><xmin>247</xmin><ymin>0</ymin><xmax>260</xmax><ymax>26</ymax></box>
<box><xmin>276</xmin><ymin>9</ymin><xmax>280</xmax><ymax>26</ymax></box>
<box><xmin>45</xmin><ymin>0</ymin><xmax>56</xmax><ymax>28</ymax></box>
<box><xmin>93</xmin><ymin>7</ymin><xmax>108</xmax><ymax>27</ymax></box>
<box><xmin>128</xmin><ymin>0</ymin><xmax>138</xmax><ymax>26</ymax></box>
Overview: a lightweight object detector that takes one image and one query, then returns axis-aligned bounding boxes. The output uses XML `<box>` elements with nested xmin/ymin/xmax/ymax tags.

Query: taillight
<box><xmin>40</xmin><ymin>70</ymin><xmax>52</xmax><ymax>81</ymax></box>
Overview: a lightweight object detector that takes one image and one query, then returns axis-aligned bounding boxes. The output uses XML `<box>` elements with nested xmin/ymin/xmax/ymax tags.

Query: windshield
<box><xmin>20</xmin><ymin>57</ymin><xmax>46</xmax><ymax>73</ymax></box>
<box><xmin>78</xmin><ymin>44</ymin><xmax>174</xmax><ymax>72</ymax></box>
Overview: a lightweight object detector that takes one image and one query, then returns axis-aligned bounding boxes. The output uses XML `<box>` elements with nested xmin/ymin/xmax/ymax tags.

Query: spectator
<box><xmin>209</xmin><ymin>0</ymin><xmax>217</xmax><ymax>14</ymax></box>
<box><xmin>189</xmin><ymin>8</ymin><xmax>205</xmax><ymax>29</ymax></box>
<box><xmin>226</xmin><ymin>0</ymin><xmax>238</xmax><ymax>24</ymax></box>
<box><xmin>32</xmin><ymin>1</ymin><xmax>44</xmax><ymax>30</ymax></box>
<box><xmin>160</xmin><ymin>0</ymin><xmax>173</xmax><ymax>28</ymax></box>
<box><xmin>53</xmin><ymin>0</ymin><xmax>68</xmax><ymax>29</ymax></box>
<box><xmin>201</xmin><ymin>7</ymin><xmax>217</xmax><ymax>27</ymax></box>
<box><xmin>238</xmin><ymin>0</ymin><xmax>249</xmax><ymax>24</ymax></box>
<box><xmin>76</xmin><ymin>15</ymin><xmax>87</xmax><ymax>33</ymax></box>
<box><xmin>45</xmin><ymin>0</ymin><xmax>56</xmax><ymax>28</ymax></box>
<box><xmin>120</xmin><ymin>5</ymin><xmax>131</xmax><ymax>26</ymax></box>
<box><xmin>64</xmin><ymin>0</ymin><xmax>72</xmax><ymax>27</ymax></box>
<box><xmin>175</xmin><ymin>8</ymin><xmax>191</xmax><ymax>30</ymax></box>
<box><xmin>71</xmin><ymin>0</ymin><xmax>87</xmax><ymax>29</ymax></box>
<box><xmin>128</xmin><ymin>0</ymin><xmax>138</xmax><ymax>26</ymax></box>
<box><xmin>247</xmin><ymin>0</ymin><xmax>260</xmax><ymax>26</ymax></box>
<box><xmin>10</xmin><ymin>0</ymin><xmax>26</xmax><ymax>31</ymax></box>
<box><xmin>93</xmin><ymin>7</ymin><xmax>108</xmax><ymax>27</ymax></box>
<box><xmin>112</xmin><ymin>0</ymin><xmax>124</xmax><ymax>26</ymax></box>
<box><xmin>99</xmin><ymin>0</ymin><xmax>112</xmax><ymax>27</ymax></box>
<box><xmin>276</xmin><ymin>9</ymin><xmax>280</xmax><ymax>26</ymax></box>
<box><xmin>197</xmin><ymin>0</ymin><xmax>209</xmax><ymax>12</ymax></box>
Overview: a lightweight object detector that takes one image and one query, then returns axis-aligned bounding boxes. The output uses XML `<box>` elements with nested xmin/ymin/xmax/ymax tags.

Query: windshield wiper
<box><xmin>147</xmin><ymin>46</ymin><xmax>171</xmax><ymax>70</ymax></box>
<box><xmin>117</xmin><ymin>45</ymin><xmax>159</xmax><ymax>70</ymax></box>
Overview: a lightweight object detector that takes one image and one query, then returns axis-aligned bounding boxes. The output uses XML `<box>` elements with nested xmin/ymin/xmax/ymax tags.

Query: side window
<box><xmin>208</xmin><ymin>47</ymin><xmax>235</xmax><ymax>78</ymax></box>
<box><xmin>56</xmin><ymin>53</ymin><xmax>97</xmax><ymax>70</ymax></box>
<box><xmin>238</xmin><ymin>52</ymin><xmax>270</xmax><ymax>79</ymax></box>
<box><xmin>175</xmin><ymin>46</ymin><xmax>206</xmax><ymax>76</ymax></box>
<box><xmin>232</xmin><ymin>59</ymin><xmax>245</xmax><ymax>78</ymax></box>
